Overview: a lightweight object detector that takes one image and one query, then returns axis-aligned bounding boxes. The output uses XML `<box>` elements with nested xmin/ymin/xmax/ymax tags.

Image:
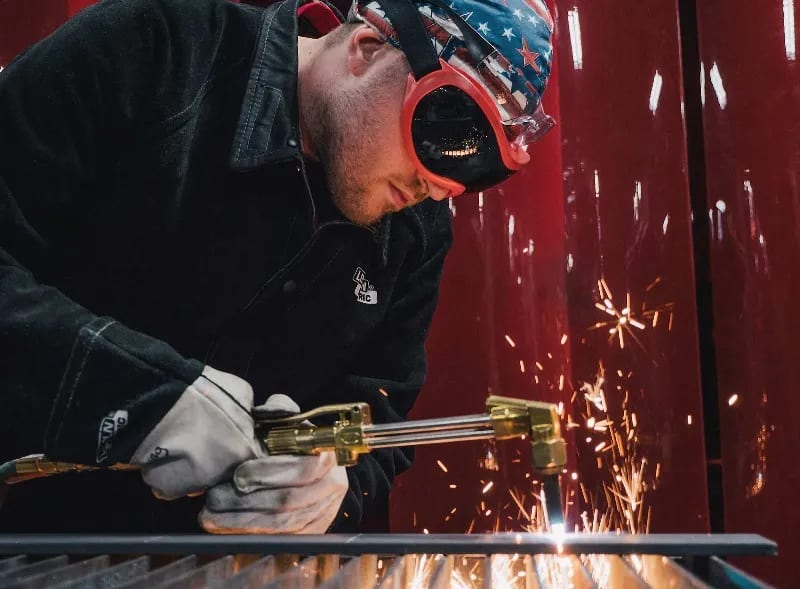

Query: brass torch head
<box><xmin>486</xmin><ymin>395</ymin><xmax>568</xmax><ymax>475</ymax></box>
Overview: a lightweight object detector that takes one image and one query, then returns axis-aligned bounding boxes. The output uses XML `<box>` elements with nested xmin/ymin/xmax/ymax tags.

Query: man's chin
<box><xmin>339</xmin><ymin>206</ymin><xmax>391</xmax><ymax>227</ymax></box>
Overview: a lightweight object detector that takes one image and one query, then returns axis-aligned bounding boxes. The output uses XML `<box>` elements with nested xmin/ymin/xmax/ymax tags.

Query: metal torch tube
<box><xmin>361</xmin><ymin>414</ymin><xmax>492</xmax><ymax>437</ymax></box>
<box><xmin>364</xmin><ymin>428</ymin><xmax>497</xmax><ymax>449</ymax></box>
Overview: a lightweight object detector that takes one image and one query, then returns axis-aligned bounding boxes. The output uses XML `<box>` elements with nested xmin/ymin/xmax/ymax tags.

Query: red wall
<box><xmin>695</xmin><ymin>1</ymin><xmax>800</xmax><ymax>583</ymax></box>
<box><xmin>392</xmin><ymin>0</ymin><xmax>711</xmax><ymax>538</ymax></box>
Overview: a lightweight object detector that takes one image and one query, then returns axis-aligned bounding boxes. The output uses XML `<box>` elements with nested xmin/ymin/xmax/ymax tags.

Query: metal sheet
<box><xmin>0</xmin><ymin>556</ymin><xmax>25</xmax><ymax>574</ymax></box>
<box><xmin>318</xmin><ymin>555</ymin><xmax>375</xmax><ymax>589</ymax></box>
<box><xmin>152</xmin><ymin>555</ymin><xmax>233</xmax><ymax>589</ymax></box>
<box><xmin>0</xmin><ymin>555</ymin><xmax>68</xmax><ymax>585</ymax></box>
<box><xmin>2</xmin><ymin>555</ymin><xmax>108</xmax><ymax>589</ymax></box>
<box><xmin>114</xmin><ymin>555</ymin><xmax>197</xmax><ymax>589</ymax></box>
<box><xmin>628</xmin><ymin>554</ymin><xmax>710</xmax><ymax>589</ymax></box>
<box><xmin>219</xmin><ymin>555</ymin><xmax>277</xmax><ymax>589</ymax></box>
<box><xmin>51</xmin><ymin>556</ymin><xmax>149</xmax><ymax>589</ymax></box>
<box><xmin>533</xmin><ymin>555</ymin><xmax>595</xmax><ymax>589</ymax></box>
<box><xmin>580</xmin><ymin>554</ymin><xmax>648</xmax><ymax>588</ymax></box>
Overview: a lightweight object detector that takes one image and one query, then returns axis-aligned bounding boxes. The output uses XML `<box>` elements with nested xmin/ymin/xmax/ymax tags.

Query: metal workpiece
<box><xmin>0</xmin><ymin>533</ymin><xmax>777</xmax><ymax>556</ymax></box>
<box><xmin>0</xmin><ymin>533</ymin><xmax>777</xmax><ymax>588</ymax></box>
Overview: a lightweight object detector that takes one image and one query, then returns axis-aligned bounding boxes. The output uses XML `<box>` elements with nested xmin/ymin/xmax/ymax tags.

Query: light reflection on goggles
<box><xmin>407</xmin><ymin>76</ymin><xmax>554</xmax><ymax>195</ymax></box>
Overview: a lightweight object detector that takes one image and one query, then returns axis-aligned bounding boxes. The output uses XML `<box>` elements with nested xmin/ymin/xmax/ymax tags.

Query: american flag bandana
<box><xmin>349</xmin><ymin>0</ymin><xmax>554</xmax><ymax>122</ymax></box>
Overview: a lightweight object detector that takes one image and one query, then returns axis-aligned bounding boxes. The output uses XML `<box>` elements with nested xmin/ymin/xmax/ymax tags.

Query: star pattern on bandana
<box><xmin>517</xmin><ymin>37</ymin><xmax>541</xmax><ymax>73</ymax></box>
<box><xmin>359</xmin><ymin>0</ymin><xmax>552</xmax><ymax>116</ymax></box>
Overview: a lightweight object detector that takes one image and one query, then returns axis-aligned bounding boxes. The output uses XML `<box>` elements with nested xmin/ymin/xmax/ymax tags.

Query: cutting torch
<box><xmin>0</xmin><ymin>395</ymin><xmax>568</xmax><ymax>527</ymax></box>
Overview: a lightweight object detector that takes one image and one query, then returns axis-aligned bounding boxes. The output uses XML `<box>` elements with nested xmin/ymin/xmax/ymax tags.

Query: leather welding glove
<box><xmin>198</xmin><ymin>394</ymin><xmax>349</xmax><ymax>534</ymax></box>
<box><xmin>130</xmin><ymin>366</ymin><xmax>263</xmax><ymax>500</ymax></box>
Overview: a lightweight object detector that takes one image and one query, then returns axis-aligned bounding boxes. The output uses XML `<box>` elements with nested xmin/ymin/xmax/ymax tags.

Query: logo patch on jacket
<box><xmin>353</xmin><ymin>267</ymin><xmax>378</xmax><ymax>305</ymax></box>
<box><xmin>96</xmin><ymin>409</ymin><xmax>128</xmax><ymax>464</ymax></box>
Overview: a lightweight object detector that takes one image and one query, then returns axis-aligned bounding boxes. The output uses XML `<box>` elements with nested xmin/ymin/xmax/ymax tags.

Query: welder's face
<box><xmin>311</xmin><ymin>52</ymin><xmax>451</xmax><ymax>225</ymax></box>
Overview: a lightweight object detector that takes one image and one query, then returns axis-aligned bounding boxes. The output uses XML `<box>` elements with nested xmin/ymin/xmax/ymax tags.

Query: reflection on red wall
<box><xmin>696</xmin><ymin>1</ymin><xmax>800</xmax><ymax>584</ymax></box>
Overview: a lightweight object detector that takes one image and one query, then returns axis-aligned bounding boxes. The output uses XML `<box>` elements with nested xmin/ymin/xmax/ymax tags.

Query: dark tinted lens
<box><xmin>411</xmin><ymin>86</ymin><xmax>512</xmax><ymax>192</ymax></box>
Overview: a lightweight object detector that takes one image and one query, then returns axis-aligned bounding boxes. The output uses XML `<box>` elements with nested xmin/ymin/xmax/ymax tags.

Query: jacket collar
<box><xmin>229</xmin><ymin>0</ymin><xmax>305</xmax><ymax>169</ymax></box>
<box><xmin>228</xmin><ymin>0</ymin><xmax>401</xmax><ymax>265</ymax></box>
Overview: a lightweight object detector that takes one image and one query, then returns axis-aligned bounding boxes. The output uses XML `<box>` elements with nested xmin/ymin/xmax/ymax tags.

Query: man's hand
<box><xmin>198</xmin><ymin>394</ymin><xmax>348</xmax><ymax>534</ymax></box>
<box><xmin>130</xmin><ymin>366</ymin><xmax>262</xmax><ymax>499</ymax></box>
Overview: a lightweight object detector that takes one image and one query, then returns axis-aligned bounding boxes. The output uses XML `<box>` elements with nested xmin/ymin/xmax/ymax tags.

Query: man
<box><xmin>0</xmin><ymin>0</ymin><xmax>553</xmax><ymax>533</ymax></box>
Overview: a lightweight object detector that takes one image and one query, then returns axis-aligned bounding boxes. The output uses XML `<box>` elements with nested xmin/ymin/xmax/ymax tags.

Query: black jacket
<box><xmin>0</xmin><ymin>0</ymin><xmax>451</xmax><ymax>532</ymax></box>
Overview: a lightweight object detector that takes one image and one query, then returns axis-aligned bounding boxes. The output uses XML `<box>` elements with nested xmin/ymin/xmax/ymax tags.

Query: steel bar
<box><xmin>0</xmin><ymin>534</ymin><xmax>777</xmax><ymax>557</ymax></box>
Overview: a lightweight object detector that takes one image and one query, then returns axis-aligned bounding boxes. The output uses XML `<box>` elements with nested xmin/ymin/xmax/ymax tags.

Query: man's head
<box><xmin>297</xmin><ymin>0</ymin><xmax>554</xmax><ymax>225</ymax></box>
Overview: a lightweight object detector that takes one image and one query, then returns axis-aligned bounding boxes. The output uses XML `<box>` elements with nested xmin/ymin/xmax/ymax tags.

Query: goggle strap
<box><xmin>379</xmin><ymin>0</ymin><xmax>440</xmax><ymax>79</ymax></box>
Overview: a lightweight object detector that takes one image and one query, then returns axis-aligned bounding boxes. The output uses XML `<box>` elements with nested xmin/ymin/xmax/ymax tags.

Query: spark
<box><xmin>505</xmin><ymin>334</ymin><xmax>516</xmax><ymax>347</ymax></box>
<box><xmin>519</xmin><ymin>360</ymin><xmax>525</xmax><ymax>373</ymax></box>
<box><xmin>572</xmin><ymin>362</ymin><xmax>659</xmax><ymax>538</ymax></box>
<box><xmin>436</xmin><ymin>460</ymin><xmax>448</xmax><ymax>473</ymax></box>
<box><xmin>590</xmin><ymin>277</ymin><xmax>675</xmax><ymax>349</ymax></box>
<box><xmin>728</xmin><ymin>393</ymin><xmax>739</xmax><ymax>406</ymax></box>
<box><xmin>561</xmin><ymin>334</ymin><xmax>568</xmax><ymax>345</ymax></box>
<box><xmin>482</xmin><ymin>481</ymin><xmax>495</xmax><ymax>494</ymax></box>
<box><xmin>378</xmin><ymin>387</ymin><xmax>389</xmax><ymax>397</ymax></box>
<box><xmin>687</xmin><ymin>414</ymin><xmax>693</xmax><ymax>425</ymax></box>
<box><xmin>449</xmin><ymin>484</ymin><xmax>458</xmax><ymax>489</ymax></box>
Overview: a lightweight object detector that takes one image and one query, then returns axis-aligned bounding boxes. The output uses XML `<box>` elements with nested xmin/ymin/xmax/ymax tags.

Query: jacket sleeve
<box><xmin>0</xmin><ymin>0</ymin><xmax>221</xmax><ymax>465</ymax></box>
<box><xmin>328</xmin><ymin>202</ymin><xmax>453</xmax><ymax>532</ymax></box>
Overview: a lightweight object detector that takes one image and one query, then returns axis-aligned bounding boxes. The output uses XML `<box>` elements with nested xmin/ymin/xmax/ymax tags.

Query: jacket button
<box><xmin>287</xmin><ymin>138</ymin><xmax>298</xmax><ymax>148</ymax></box>
<box><xmin>282</xmin><ymin>280</ymin><xmax>297</xmax><ymax>294</ymax></box>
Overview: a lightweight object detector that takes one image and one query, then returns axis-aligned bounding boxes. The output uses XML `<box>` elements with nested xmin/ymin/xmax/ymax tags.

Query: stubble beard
<box><xmin>306</xmin><ymin>86</ymin><xmax>386</xmax><ymax>226</ymax></box>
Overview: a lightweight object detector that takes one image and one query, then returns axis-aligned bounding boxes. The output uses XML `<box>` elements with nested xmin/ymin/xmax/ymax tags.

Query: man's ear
<box><xmin>346</xmin><ymin>25</ymin><xmax>390</xmax><ymax>77</ymax></box>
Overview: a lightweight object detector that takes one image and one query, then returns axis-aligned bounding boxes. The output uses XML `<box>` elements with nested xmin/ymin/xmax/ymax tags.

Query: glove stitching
<box><xmin>199</xmin><ymin>373</ymin><xmax>253</xmax><ymax>418</ymax></box>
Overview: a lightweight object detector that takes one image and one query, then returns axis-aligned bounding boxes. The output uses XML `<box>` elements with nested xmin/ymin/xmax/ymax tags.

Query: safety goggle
<box><xmin>377</xmin><ymin>0</ymin><xmax>555</xmax><ymax>196</ymax></box>
<box><xmin>402</xmin><ymin>61</ymin><xmax>555</xmax><ymax>196</ymax></box>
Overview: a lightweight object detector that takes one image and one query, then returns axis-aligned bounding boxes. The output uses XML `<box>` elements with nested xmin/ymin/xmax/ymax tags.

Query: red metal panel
<box><xmin>696</xmin><ymin>1</ymin><xmax>800</xmax><ymax>584</ymax></box>
<box><xmin>0</xmin><ymin>0</ymin><xmax>69</xmax><ymax>66</ymax></box>
<box><xmin>392</xmin><ymin>0</ymin><xmax>711</xmax><ymax>536</ymax></box>
<box><xmin>553</xmin><ymin>0</ymin><xmax>709</xmax><ymax>534</ymax></box>
<box><xmin>390</xmin><ymin>38</ymin><xmax>572</xmax><ymax>534</ymax></box>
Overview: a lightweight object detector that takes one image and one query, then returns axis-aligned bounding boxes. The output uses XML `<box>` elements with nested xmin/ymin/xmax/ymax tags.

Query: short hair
<box><xmin>321</xmin><ymin>21</ymin><xmax>361</xmax><ymax>48</ymax></box>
